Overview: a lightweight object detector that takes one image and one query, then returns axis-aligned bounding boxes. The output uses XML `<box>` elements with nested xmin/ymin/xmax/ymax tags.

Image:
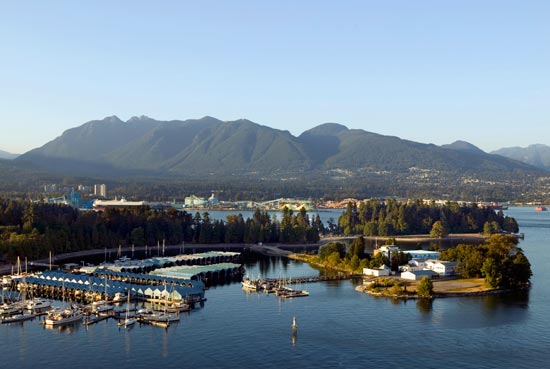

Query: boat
<box><xmin>1</xmin><ymin>311</ymin><xmax>34</xmax><ymax>324</ymax></box>
<box><xmin>44</xmin><ymin>279</ymin><xmax>83</xmax><ymax>326</ymax></box>
<box><xmin>0</xmin><ymin>301</ymin><xmax>24</xmax><ymax>316</ymax></box>
<box><xmin>45</xmin><ymin>308</ymin><xmax>83</xmax><ymax>326</ymax></box>
<box><xmin>26</xmin><ymin>298</ymin><xmax>52</xmax><ymax>311</ymax></box>
<box><xmin>82</xmin><ymin>314</ymin><xmax>108</xmax><ymax>325</ymax></box>
<box><xmin>112</xmin><ymin>292</ymin><xmax>127</xmax><ymax>303</ymax></box>
<box><xmin>117</xmin><ymin>293</ymin><xmax>136</xmax><ymax>328</ymax></box>
<box><xmin>92</xmin><ymin>276</ymin><xmax>114</xmax><ymax>313</ymax></box>
<box><xmin>280</xmin><ymin>289</ymin><xmax>309</xmax><ymax>298</ymax></box>
<box><xmin>92</xmin><ymin>300</ymin><xmax>114</xmax><ymax>314</ymax></box>
<box><xmin>535</xmin><ymin>206</ymin><xmax>547</xmax><ymax>212</ymax></box>
<box><xmin>1</xmin><ymin>276</ymin><xmax>12</xmax><ymax>289</ymax></box>
<box><xmin>241</xmin><ymin>276</ymin><xmax>261</xmax><ymax>291</ymax></box>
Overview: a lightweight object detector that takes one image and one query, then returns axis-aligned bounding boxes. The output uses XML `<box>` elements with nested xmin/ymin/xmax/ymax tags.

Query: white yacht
<box><xmin>117</xmin><ymin>293</ymin><xmax>136</xmax><ymax>328</ymax></box>
<box><xmin>112</xmin><ymin>292</ymin><xmax>127</xmax><ymax>303</ymax></box>
<box><xmin>0</xmin><ymin>301</ymin><xmax>24</xmax><ymax>315</ymax></box>
<box><xmin>44</xmin><ymin>308</ymin><xmax>83</xmax><ymax>326</ymax></box>
<box><xmin>26</xmin><ymin>298</ymin><xmax>52</xmax><ymax>311</ymax></box>
<box><xmin>92</xmin><ymin>300</ymin><xmax>114</xmax><ymax>314</ymax></box>
<box><xmin>1</xmin><ymin>311</ymin><xmax>34</xmax><ymax>324</ymax></box>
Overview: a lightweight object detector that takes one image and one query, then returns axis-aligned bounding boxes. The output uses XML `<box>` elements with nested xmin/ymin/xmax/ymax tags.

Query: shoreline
<box><xmin>355</xmin><ymin>281</ymin><xmax>529</xmax><ymax>299</ymax></box>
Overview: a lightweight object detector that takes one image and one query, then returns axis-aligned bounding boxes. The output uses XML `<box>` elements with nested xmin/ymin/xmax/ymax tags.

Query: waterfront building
<box><xmin>400</xmin><ymin>269</ymin><xmax>437</xmax><ymax>281</ymax></box>
<box><xmin>208</xmin><ymin>193</ymin><xmax>219</xmax><ymax>206</ymax></box>
<box><xmin>425</xmin><ymin>260</ymin><xmax>457</xmax><ymax>277</ymax></box>
<box><xmin>45</xmin><ymin>189</ymin><xmax>83</xmax><ymax>208</ymax></box>
<box><xmin>401</xmin><ymin>250</ymin><xmax>440</xmax><ymax>261</ymax></box>
<box><xmin>363</xmin><ymin>264</ymin><xmax>391</xmax><ymax>277</ymax></box>
<box><xmin>184</xmin><ymin>195</ymin><xmax>208</xmax><ymax>207</ymax></box>
<box><xmin>93</xmin><ymin>197</ymin><xmax>145</xmax><ymax>210</ymax></box>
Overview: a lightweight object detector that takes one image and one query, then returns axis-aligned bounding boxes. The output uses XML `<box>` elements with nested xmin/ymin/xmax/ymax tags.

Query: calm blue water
<box><xmin>1</xmin><ymin>207</ymin><xmax>549</xmax><ymax>369</ymax></box>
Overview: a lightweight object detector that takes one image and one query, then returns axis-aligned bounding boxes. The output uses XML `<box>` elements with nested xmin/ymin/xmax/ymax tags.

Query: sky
<box><xmin>1</xmin><ymin>1</ymin><xmax>549</xmax><ymax>154</ymax></box>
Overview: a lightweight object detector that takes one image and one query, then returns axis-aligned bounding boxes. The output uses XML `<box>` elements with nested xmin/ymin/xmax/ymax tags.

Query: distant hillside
<box><xmin>15</xmin><ymin>116</ymin><xmax>541</xmax><ymax>180</ymax></box>
<box><xmin>441</xmin><ymin>140</ymin><xmax>486</xmax><ymax>155</ymax></box>
<box><xmin>0</xmin><ymin>149</ymin><xmax>18</xmax><ymax>160</ymax></box>
<box><xmin>492</xmin><ymin>144</ymin><xmax>550</xmax><ymax>171</ymax></box>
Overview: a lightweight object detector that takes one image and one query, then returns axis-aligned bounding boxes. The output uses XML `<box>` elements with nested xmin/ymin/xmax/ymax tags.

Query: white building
<box><xmin>184</xmin><ymin>195</ymin><xmax>208</xmax><ymax>207</ymax></box>
<box><xmin>208</xmin><ymin>193</ymin><xmax>219</xmax><ymax>206</ymax></box>
<box><xmin>374</xmin><ymin>245</ymin><xmax>400</xmax><ymax>257</ymax></box>
<box><xmin>401</xmin><ymin>269</ymin><xmax>437</xmax><ymax>281</ymax></box>
<box><xmin>363</xmin><ymin>264</ymin><xmax>391</xmax><ymax>277</ymax></box>
<box><xmin>402</xmin><ymin>250</ymin><xmax>440</xmax><ymax>260</ymax></box>
<box><xmin>93</xmin><ymin>197</ymin><xmax>145</xmax><ymax>210</ymax></box>
<box><xmin>426</xmin><ymin>260</ymin><xmax>457</xmax><ymax>277</ymax></box>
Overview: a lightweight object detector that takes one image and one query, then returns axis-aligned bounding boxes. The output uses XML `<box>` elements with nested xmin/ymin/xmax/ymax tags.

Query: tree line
<box><xmin>440</xmin><ymin>234</ymin><xmax>531</xmax><ymax>289</ymax></box>
<box><xmin>316</xmin><ymin>236</ymin><xmax>410</xmax><ymax>274</ymax></box>
<box><xmin>0</xmin><ymin>199</ymin><xmax>322</xmax><ymax>262</ymax></box>
<box><xmin>337</xmin><ymin>199</ymin><xmax>519</xmax><ymax>236</ymax></box>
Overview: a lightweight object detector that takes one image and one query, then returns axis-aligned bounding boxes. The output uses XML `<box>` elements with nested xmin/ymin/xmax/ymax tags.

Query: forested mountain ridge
<box><xmin>492</xmin><ymin>144</ymin><xmax>550</xmax><ymax>171</ymax></box>
<box><xmin>15</xmin><ymin>116</ymin><xmax>541</xmax><ymax>179</ymax></box>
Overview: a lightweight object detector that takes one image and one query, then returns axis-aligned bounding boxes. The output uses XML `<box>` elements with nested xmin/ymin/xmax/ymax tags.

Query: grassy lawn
<box><xmin>429</xmin><ymin>278</ymin><xmax>489</xmax><ymax>293</ymax></box>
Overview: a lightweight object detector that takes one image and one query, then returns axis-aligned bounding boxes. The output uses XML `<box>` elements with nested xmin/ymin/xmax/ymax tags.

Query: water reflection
<box><xmin>430</xmin><ymin>290</ymin><xmax>530</xmax><ymax>329</ymax></box>
<box><xmin>291</xmin><ymin>329</ymin><xmax>297</xmax><ymax>347</ymax></box>
<box><xmin>43</xmin><ymin>321</ymin><xmax>81</xmax><ymax>334</ymax></box>
<box><xmin>416</xmin><ymin>298</ymin><xmax>433</xmax><ymax>314</ymax></box>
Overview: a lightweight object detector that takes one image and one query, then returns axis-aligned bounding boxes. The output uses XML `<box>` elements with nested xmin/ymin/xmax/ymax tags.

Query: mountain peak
<box><xmin>441</xmin><ymin>140</ymin><xmax>485</xmax><ymax>154</ymax></box>
<box><xmin>300</xmin><ymin>123</ymin><xmax>348</xmax><ymax>137</ymax></box>
<box><xmin>127</xmin><ymin>115</ymin><xmax>152</xmax><ymax>123</ymax></box>
<box><xmin>103</xmin><ymin>115</ymin><xmax>123</xmax><ymax>123</ymax></box>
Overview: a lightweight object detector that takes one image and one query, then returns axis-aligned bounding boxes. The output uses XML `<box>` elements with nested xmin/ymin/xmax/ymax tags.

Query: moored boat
<box><xmin>1</xmin><ymin>311</ymin><xmax>34</xmax><ymax>324</ymax></box>
<box><xmin>117</xmin><ymin>293</ymin><xmax>136</xmax><ymax>328</ymax></box>
<box><xmin>241</xmin><ymin>277</ymin><xmax>261</xmax><ymax>291</ymax></box>
<box><xmin>44</xmin><ymin>308</ymin><xmax>83</xmax><ymax>326</ymax></box>
<box><xmin>0</xmin><ymin>301</ymin><xmax>24</xmax><ymax>316</ymax></box>
<box><xmin>26</xmin><ymin>298</ymin><xmax>52</xmax><ymax>311</ymax></box>
<box><xmin>535</xmin><ymin>206</ymin><xmax>547</xmax><ymax>212</ymax></box>
<box><xmin>112</xmin><ymin>292</ymin><xmax>127</xmax><ymax>303</ymax></box>
<box><xmin>280</xmin><ymin>289</ymin><xmax>309</xmax><ymax>298</ymax></box>
<box><xmin>92</xmin><ymin>300</ymin><xmax>114</xmax><ymax>314</ymax></box>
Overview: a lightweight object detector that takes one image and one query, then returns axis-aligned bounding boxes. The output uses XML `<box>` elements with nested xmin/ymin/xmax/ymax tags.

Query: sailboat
<box><xmin>0</xmin><ymin>277</ymin><xmax>34</xmax><ymax>323</ymax></box>
<box><xmin>117</xmin><ymin>293</ymin><xmax>135</xmax><ymax>328</ymax></box>
<box><xmin>92</xmin><ymin>275</ymin><xmax>114</xmax><ymax>314</ymax></box>
<box><xmin>0</xmin><ymin>288</ymin><xmax>24</xmax><ymax>316</ymax></box>
<box><xmin>44</xmin><ymin>280</ymin><xmax>83</xmax><ymax>326</ymax></box>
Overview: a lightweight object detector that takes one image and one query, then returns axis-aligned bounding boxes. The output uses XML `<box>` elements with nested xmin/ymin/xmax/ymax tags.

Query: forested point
<box><xmin>441</xmin><ymin>234</ymin><xmax>532</xmax><ymax>289</ymax></box>
<box><xmin>315</xmin><ymin>234</ymin><xmax>531</xmax><ymax>291</ymax></box>
<box><xmin>0</xmin><ymin>199</ymin><xmax>322</xmax><ymax>262</ymax></box>
<box><xmin>336</xmin><ymin>199</ymin><xmax>519</xmax><ymax>236</ymax></box>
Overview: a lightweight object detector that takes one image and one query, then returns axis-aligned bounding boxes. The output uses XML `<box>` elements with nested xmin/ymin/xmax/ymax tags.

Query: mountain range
<box><xmin>491</xmin><ymin>144</ymin><xmax>550</xmax><ymax>171</ymax></box>
<box><xmin>0</xmin><ymin>149</ymin><xmax>18</xmax><ymax>160</ymax></box>
<box><xmin>14</xmin><ymin>116</ymin><xmax>543</xmax><ymax>180</ymax></box>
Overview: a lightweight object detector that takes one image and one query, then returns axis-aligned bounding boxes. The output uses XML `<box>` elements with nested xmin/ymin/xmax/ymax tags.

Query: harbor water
<box><xmin>1</xmin><ymin>207</ymin><xmax>549</xmax><ymax>368</ymax></box>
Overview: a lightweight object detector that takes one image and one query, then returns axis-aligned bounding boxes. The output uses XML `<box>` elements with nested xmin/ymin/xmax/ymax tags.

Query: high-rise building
<box><xmin>94</xmin><ymin>184</ymin><xmax>107</xmax><ymax>198</ymax></box>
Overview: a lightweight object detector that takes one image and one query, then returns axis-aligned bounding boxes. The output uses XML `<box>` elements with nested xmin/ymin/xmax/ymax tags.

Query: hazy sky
<box><xmin>1</xmin><ymin>1</ymin><xmax>549</xmax><ymax>154</ymax></box>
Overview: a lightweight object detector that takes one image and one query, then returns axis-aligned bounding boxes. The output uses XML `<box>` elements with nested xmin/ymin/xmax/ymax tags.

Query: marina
<box><xmin>0</xmin><ymin>251</ymin><xmax>245</xmax><ymax>332</ymax></box>
<box><xmin>0</xmin><ymin>208</ymin><xmax>548</xmax><ymax>369</ymax></box>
